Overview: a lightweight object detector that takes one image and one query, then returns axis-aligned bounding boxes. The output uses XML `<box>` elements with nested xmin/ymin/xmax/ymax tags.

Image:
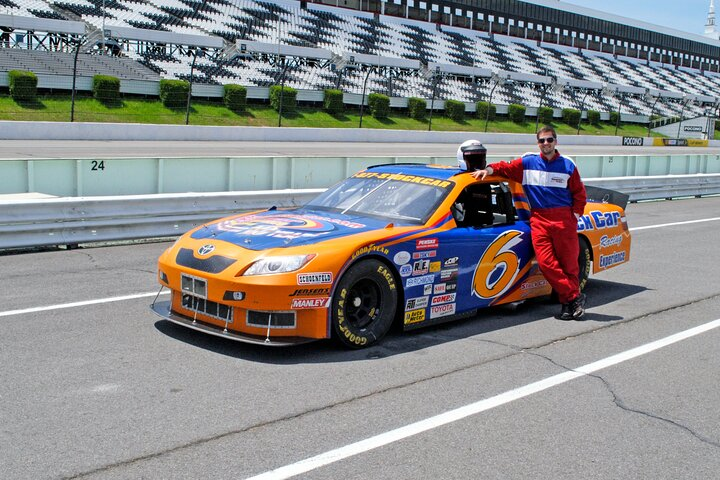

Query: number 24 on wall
<box><xmin>90</xmin><ymin>160</ymin><xmax>105</xmax><ymax>171</ymax></box>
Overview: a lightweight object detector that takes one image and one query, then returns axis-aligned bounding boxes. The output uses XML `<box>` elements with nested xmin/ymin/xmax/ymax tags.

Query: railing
<box><xmin>1</xmin><ymin>175</ymin><xmax>718</xmax><ymax>250</ymax></box>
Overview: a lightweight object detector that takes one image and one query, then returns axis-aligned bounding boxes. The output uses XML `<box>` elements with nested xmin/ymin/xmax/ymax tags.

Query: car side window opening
<box><xmin>451</xmin><ymin>181</ymin><xmax>516</xmax><ymax>228</ymax></box>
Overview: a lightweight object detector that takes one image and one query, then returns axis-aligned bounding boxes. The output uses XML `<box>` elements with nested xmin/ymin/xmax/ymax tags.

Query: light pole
<box><xmin>428</xmin><ymin>66</ymin><xmax>440</xmax><ymax>132</ymax></box>
<box><xmin>576</xmin><ymin>89</ymin><xmax>590</xmax><ymax>135</ymax></box>
<box><xmin>676</xmin><ymin>95</ymin><xmax>693</xmax><ymax>140</ymax></box>
<box><xmin>484</xmin><ymin>74</ymin><xmax>504</xmax><ymax>132</ymax></box>
<box><xmin>358</xmin><ymin>65</ymin><xmax>374</xmax><ymax>128</ymax></box>
<box><xmin>277</xmin><ymin>55</ymin><xmax>290</xmax><ymax>127</ymax></box>
<box><xmin>614</xmin><ymin>93</ymin><xmax>624</xmax><ymax>136</ymax></box>
<box><xmin>645</xmin><ymin>90</ymin><xmax>662</xmax><ymax>137</ymax></box>
<box><xmin>185</xmin><ymin>47</ymin><xmax>200</xmax><ymax>125</ymax></box>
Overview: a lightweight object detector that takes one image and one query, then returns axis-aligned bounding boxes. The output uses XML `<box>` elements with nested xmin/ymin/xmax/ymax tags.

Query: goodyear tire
<box><xmin>332</xmin><ymin>259</ymin><xmax>398</xmax><ymax>349</ymax></box>
<box><xmin>578</xmin><ymin>237</ymin><xmax>591</xmax><ymax>291</ymax></box>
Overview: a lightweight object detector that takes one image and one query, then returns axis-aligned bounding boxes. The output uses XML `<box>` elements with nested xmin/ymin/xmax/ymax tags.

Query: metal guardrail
<box><xmin>1</xmin><ymin>175</ymin><xmax>718</xmax><ymax>250</ymax></box>
<box><xmin>0</xmin><ymin>189</ymin><xmax>322</xmax><ymax>249</ymax></box>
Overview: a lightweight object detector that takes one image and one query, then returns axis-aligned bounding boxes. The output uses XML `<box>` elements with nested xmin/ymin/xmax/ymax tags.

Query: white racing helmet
<box><xmin>456</xmin><ymin>140</ymin><xmax>487</xmax><ymax>171</ymax></box>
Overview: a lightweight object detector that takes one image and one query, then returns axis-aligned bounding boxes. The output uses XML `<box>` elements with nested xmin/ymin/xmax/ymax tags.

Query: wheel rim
<box><xmin>344</xmin><ymin>279</ymin><xmax>381</xmax><ymax>329</ymax></box>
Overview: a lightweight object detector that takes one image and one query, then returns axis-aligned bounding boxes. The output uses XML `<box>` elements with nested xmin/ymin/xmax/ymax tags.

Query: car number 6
<box><xmin>472</xmin><ymin>230</ymin><xmax>523</xmax><ymax>299</ymax></box>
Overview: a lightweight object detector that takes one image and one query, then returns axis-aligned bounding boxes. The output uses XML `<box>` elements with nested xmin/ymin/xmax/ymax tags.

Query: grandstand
<box><xmin>1</xmin><ymin>0</ymin><xmax>719</xmax><ymax>123</ymax></box>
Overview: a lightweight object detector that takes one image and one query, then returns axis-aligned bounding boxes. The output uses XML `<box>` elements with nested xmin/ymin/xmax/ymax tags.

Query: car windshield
<box><xmin>307</xmin><ymin>174</ymin><xmax>451</xmax><ymax>223</ymax></box>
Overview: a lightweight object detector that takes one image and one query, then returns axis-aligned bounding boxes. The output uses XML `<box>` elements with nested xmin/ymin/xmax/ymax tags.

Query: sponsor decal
<box><xmin>429</xmin><ymin>261</ymin><xmax>441</xmax><ymax>273</ymax></box>
<box><xmin>434</xmin><ymin>283</ymin><xmax>446</xmax><ymax>295</ymax></box>
<box><xmin>217</xmin><ymin>213</ymin><xmax>335</xmax><ymax>239</ymax></box>
<box><xmin>352</xmin><ymin>244</ymin><xmax>390</xmax><ymax>260</ymax></box>
<box><xmin>600</xmin><ymin>234</ymin><xmax>623</xmax><ymax>248</ymax></box>
<box><xmin>440</xmin><ymin>268</ymin><xmax>458</xmax><ymax>281</ymax></box>
<box><xmin>393</xmin><ymin>251</ymin><xmax>411</xmax><ymax>265</ymax></box>
<box><xmin>423</xmin><ymin>284</ymin><xmax>433</xmax><ymax>295</ymax></box>
<box><xmin>416</xmin><ymin>238</ymin><xmax>439</xmax><ymax>250</ymax></box>
<box><xmin>599</xmin><ymin>251</ymin><xmax>626</xmax><ymax>268</ymax></box>
<box><xmin>404</xmin><ymin>309</ymin><xmax>426</xmax><ymax>325</ymax></box>
<box><xmin>445</xmin><ymin>282</ymin><xmax>457</xmax><ymax>292</ymax></box>
<box><xmin>302</xmin><ymin>213</ymin><xmax>365</xmax><ymax>229</ymax></box>
<box><xmin>413</xmin><ymin>259</ymin><xmax>430</xmax><ymax>276</ymax></box>
<box><xmin>443</xmin><ymin>257</ymin><xmax>459</xmax><ymax>267</ymax></box>
<box><xmin>577</xmin><ymin>211</ymin><xmax>622</xmax><ymax>232</ymax></box>
<box><xmin>520</xmin><ymin>279</ymin><xmax>548</xmax><ymax>290</ymax></box>
<box><xmin>622</xmin><ymin>136</ymin><xmax>644</xmax><ymax>146</ymax></box>
<box><xmin>683</xmin><ymin>125</ymin><xmax>703</xmax><ymax>132</ymax></box>
<box><xmin>289</xmin><ymin>288</ymin><xmax>330</xmax><ymax>296</ymax></box>
<box><xmin>297</xmin><ymin>272</ymin><xmax>333</xmax><ymax>285</ymax></box>
<box><xmin>413</xmin><ymin>250</ymin><xmax>437</xmax><ymax>259</ymax></box>
<box><xmin>399</xmin><ymin>264</ymin><xmax>413</xmax><ymax>277</ymax></box>
<box><xmin>406</xmin><ymin>274</ymin><xmax>435</xmax><ymax>288</ymax></box>
<box><xmin>405</xmin><ymin>296</ymin><xmax>429</xmax><ymax>310</ymax></box>
<box><xmin>430</xmin><ymin>303</ymin><xmax>456</xmax><ymax>319</ymax></box>
<box><xmin>353</xmin><ymin>171</ymin><xmax>452</xmax><ymax>189</ymax></box>
<box><xmin>431</xmin><ymin>293</ymin><xmax>456</xmax><ymax>306</ymax></box>
<box><xmin>198</xmin><ymin>244</ymin><xmax>215</xmax><ymax>256</ymax></box>
<box><xmin>291</xmin><ymin>297</ymin><xmax>331</xmax><ymax>309</ymax></box>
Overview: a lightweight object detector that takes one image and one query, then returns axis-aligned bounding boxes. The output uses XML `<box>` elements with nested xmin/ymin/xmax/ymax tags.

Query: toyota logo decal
<box><xmin>198</xmin><ymin>244</ymin><xmax>215</xmax><ymax>256</ymax></box>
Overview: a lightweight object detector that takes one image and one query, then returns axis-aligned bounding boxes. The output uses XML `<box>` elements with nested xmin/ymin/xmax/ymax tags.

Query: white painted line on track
<box><xmin>0</xmin><ymin>291</ymin><xmax>169</xmax><ymax>318</ymax></box>
<box><xmin>245</xmin><ymin>318</ymin><xmax>720</xmax><ymax>480</ymax></box>
<box><xmin>630</xmin><ymin>216</ymin><xmax>720</xmax><ymax>231</ymax></box>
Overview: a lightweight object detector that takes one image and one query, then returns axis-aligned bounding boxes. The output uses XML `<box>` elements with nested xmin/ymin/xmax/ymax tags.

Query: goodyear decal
<box><xmin>353</xmin><ymin>171</ymin><xmax>452</xmax><ymax>189</ymax></box>
<box><xmin>352</xmin><ymin>243</ymin><xmax>390</xmax><ymax>260</ymax></box>
<box><xmin>472</xmin><ymin>230</ymin><xmax>524</xmax><ymax>300</ymax></box>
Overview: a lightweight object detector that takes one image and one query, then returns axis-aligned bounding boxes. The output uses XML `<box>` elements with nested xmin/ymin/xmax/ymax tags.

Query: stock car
<box><xmin>151</xmin><ymin>163</ymin><xmax>631</xmax><ymax>348</ymax></box>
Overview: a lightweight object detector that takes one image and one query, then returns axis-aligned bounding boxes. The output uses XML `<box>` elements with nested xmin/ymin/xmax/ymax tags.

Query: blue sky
<box><xmin>560</xmin><ymin>0</ymin><xmax>711</xmax><ymax>36</ymax></box>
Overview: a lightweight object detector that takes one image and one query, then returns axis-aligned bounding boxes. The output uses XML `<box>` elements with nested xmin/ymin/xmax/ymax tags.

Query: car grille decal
<box><xmin>176</xmin><ymin>248</ymin><xmax>236</xmax><ymax>274</ymax></box>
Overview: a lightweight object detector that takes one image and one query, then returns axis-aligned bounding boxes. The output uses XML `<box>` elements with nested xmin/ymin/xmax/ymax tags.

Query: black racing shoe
<box><xmin>571</xmin><ymin>293</ymin><xmax>587</xmax><ymax>320</ymax></box>
<box><xmin>555</xmin><ymin>303</ymin><xmax>574</xmax><ymax>320</ymax></box>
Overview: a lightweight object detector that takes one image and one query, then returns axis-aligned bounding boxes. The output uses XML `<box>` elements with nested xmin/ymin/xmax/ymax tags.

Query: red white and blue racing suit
<box><xmin>488</xmin><ymin>150</ymin><xmax>587</xmax><ymax>304</ymax></box>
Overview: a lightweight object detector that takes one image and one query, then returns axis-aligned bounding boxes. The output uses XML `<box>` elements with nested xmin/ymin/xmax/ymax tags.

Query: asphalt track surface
<box><xmin>2</xmin><ymin>195</ymin><xmax>720</xmax><ymax>479</ymax></box>
<box><xmin>0</xmin><ymin>139</ymin><xmax>718</xmax><ymax>158</ymax></box>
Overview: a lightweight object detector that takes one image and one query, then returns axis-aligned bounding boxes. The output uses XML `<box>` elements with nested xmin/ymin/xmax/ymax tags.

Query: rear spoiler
<box><xmin>585</xmin><ymin>186</ymin><xmax>629</xmax><ymax>211</ymax></box>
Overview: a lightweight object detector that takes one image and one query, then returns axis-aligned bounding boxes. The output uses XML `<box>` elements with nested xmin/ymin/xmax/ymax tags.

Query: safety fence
<box><xmin>1</xmin><ymin>174</ymin><xmax>718</xmax><ymax>250</ymax></box>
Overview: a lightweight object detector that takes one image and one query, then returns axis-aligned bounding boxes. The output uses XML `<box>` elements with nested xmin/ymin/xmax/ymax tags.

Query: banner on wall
<box><xmin>652</xmin><ymin>138</ymin><xmax>708</xmax><ymax>147</ymax></box>
<box><xmin>622</xmin><ymin>137</ymin><xmax>644</xmax><ymax>146</ymax></box>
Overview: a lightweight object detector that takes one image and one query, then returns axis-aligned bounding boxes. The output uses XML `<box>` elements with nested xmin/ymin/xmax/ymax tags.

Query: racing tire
<box><xmin>331</xmin><ymin>259</ymin><xmax>398</xmax><ymax>349</ymax></box>
<box><xmin>578</xmin><ymin>237</ymin><xmax>591</xmax><ymax>291</ymax></box>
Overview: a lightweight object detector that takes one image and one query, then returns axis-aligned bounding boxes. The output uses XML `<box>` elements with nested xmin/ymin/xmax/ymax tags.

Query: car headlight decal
<box><xmin>242</xmin><ymin>254</ymin><xmax>316</xmax><ymax>276</ymax></box>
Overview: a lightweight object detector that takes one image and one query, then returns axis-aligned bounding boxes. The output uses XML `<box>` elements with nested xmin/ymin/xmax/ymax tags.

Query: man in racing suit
<box><xmin>471</xmin><ymin>126</ymin><xmax>588</xmax><ymax>320</ymax></box>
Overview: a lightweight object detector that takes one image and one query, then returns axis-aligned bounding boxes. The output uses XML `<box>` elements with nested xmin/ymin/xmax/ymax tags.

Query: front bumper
<box><xmin>150</xmin><ymin>300</ymin><xmax>317</xmax><ymax>347</ymax></box>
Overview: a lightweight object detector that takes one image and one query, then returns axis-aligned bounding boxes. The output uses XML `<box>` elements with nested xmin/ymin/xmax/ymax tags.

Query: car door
<box><xmin>432</xmin><ymin>181</ymin><xmax>535</xmax><ymax>317</ymax></box>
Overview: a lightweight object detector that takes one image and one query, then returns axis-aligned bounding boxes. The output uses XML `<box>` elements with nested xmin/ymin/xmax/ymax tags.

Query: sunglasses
<box><xmin>537</xmin><ymin>137</ymin><xmax>556</xmax><ymax>144</ymax></box>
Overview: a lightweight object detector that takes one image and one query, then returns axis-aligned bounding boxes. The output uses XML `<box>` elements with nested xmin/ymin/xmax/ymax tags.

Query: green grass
<box><xmin>0</xmin><ymin>93</ymin><xmax>662</xmax><ymax>136</ymax></box>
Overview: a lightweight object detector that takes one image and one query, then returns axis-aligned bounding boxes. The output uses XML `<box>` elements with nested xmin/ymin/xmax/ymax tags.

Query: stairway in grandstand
<box><xmin>1</xmin><ymin>0</ymin><xmax>716</xmax><ymax>118</ymax></box>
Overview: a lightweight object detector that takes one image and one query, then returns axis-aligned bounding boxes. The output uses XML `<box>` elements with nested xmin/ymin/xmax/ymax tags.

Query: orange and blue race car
<box><xmin>151</xmin><ymin>163</ymin><xmax>631</xmax><ymax>348</ymax></box>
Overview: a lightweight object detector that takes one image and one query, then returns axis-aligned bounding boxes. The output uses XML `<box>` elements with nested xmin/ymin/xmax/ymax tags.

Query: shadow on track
<box><xmin>153</xmin><ymin>278</ymin><xmax>646</xmax><ymax>364</ymax></box>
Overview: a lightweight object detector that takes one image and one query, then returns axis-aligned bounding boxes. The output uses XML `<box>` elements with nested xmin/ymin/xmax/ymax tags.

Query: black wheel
<box><xmin>578</xmin><ymin>237</ymin><xmax>591</xmax><ymax>291</ymax></box>
<box><xmin>332</xmin><ymin>259</ymin><xmax>398</xmax><ymax>349</ymax></box>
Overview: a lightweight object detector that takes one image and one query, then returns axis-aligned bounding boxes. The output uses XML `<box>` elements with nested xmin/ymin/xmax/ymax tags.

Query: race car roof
<box><xmin>366</xmin><ymin>163</ymin><xmax>463</xmax><ymax>181</ymax></box>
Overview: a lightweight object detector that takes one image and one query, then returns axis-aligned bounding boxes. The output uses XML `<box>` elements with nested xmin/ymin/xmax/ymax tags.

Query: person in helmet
<box><xmin>470</xmin><ymin>126</ymin><xmax>588</xmax><ymax>320</ymax></box>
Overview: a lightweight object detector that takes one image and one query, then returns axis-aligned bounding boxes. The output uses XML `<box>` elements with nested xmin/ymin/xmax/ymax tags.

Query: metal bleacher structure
<box><xmin>1</xmin><ymin>0</ymin><xmax>720</xmax><ymax>122</ymax></box>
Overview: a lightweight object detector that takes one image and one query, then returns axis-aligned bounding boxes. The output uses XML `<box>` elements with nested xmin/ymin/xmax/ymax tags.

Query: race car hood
<box><xmin>190</xmin><ymin>208</ymin><xmax>392</xmax><ymax>251</ymax></box>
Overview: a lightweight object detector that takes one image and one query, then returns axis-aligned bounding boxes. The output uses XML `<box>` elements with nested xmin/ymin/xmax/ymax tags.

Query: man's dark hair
<box><xmin>537</xmin><ymin>125</ymin><xmax>557</xmax><ymax>140</ymax></box>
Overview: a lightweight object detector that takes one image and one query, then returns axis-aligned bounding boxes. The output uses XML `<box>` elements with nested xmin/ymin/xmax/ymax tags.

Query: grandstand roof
<box><xmin>524</xmin><ymin>0</ymin><xmax>720</xmax><ymax>48</ymax></box>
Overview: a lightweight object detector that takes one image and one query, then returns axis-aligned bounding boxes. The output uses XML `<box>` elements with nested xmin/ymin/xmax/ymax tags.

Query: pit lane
<box><xmin>1</xmin><ymin>195</ymin><xmax>719</xmax><ymax>479</ymax></box>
